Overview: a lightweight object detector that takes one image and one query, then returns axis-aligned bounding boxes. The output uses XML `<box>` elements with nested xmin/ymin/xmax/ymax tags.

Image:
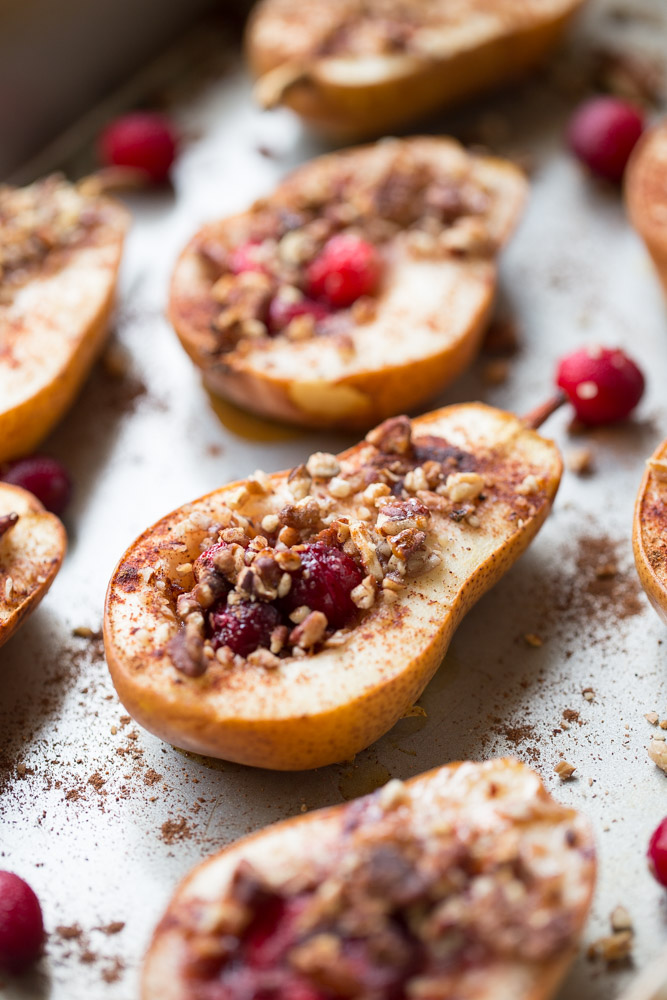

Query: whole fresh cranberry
<box><xmin>648</xmin><ymin>817</ymin><xmax>667</xmax><ymax>887</ymax></box>
<box><xmin>98</xmin><ymin>111</ymin><xmax>178</xmax><ymax>184</ymax></box>
<box><xmin>280</xmin><ymin>542</ymin><xmax>364</xmax><ymax>629</ymax></box>
<box><xmin>0</xmin><ymin>871</ymin><xmax>45</xmax><ymax>972</ymax></box>
<box><xmin>267</xmin><ymin>295</ymin><xmax>329</xmax><ymax>334</ymax></box>
<box><xmin>567</xmin><ymin>97</ymin><xmax>644</xmax><ymax>182</ymax></box>
<box><xmin>556</xmin><ymin>346</ymin><xmax>645</xmax><ymax>424</ymax></box>
<box><xmin>306</xmin><ymin>234</ymin><xmax>381</xmax><ymax>308</ymax></box>
<box><xmin>228</xmin><ymin>241</ymin><xmax>269</xmax><ymax>275</ymax></box>
<box><xmin>209</xmin><ymin>600</ymin><xmax>280</xmax><ymax>658</ymax></box>
<box><xmin>1</xmin><ymin>456</ymin><xmax>72</xmax><ymax>515</ymax></box>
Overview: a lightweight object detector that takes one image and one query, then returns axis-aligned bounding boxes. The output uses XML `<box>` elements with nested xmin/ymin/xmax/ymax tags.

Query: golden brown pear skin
<box><xmin>247</xmin><ymin>0</ymin><xmax>585</xmax><ymax>138</ymax></box>
<box><xmin>633</xmin><ymin>437</ymin><xmax>667</xmax><ymax>624</ymax></box>
<box><xmin>626</xmin><ymin>120</ymin><xmax>667</xmax><ymax>297</ymax></box>
<box><xmin>168</xmin><ymin>137</ymin><xmax>526</xmax><ymax>431</ymax></box>
<box><xmin>142</xmin><ymin>759</ymin><xmax>595</xmax><ymax>1000</ymax></box>
<box><xmin>104</xmin><ymin>404</ymin><xmax>562</xmax><ymax>770</ymax></box>
<box><xmin>0</xmin><ymin>483</ymin><xmax>66</xmax><ymax>647</ymax></box>
<box><xmin>0</xmin><ymin>180</ymin><xmax>129</xmax><ymax>463</ymax></box>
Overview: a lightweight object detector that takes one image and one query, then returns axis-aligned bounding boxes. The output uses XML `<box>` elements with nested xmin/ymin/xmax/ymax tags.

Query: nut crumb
<box><xmin>645</xmin><ymin>712</ymin><xmax>659</xmax><ymax>725</ymax></box>
<box><xmin>524</xmin><ymin>633</ymin><xmax>543</xmax><ymax>648</ymax></box>
<box><xmin>554</xmin><ymin>760</ymin><xmax>576</xmax><ymax>780</ymax></box>
<box><xmin>566</xmin><ymin>447</ymin><xmax>594</xmax><ymax>475</ymax></box>
<box><xmin>582</xmin><ymin>688</ymin><xmax>595</xmax><ymax>702</ymax></box>
<box><xmin>648</xmin><ymin>738</ymin><xmax>667</xmax><ymax>772</ymax></box>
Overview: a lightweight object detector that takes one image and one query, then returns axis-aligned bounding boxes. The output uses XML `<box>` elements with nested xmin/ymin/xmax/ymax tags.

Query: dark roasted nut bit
<box><xmin>365</xmin><ymin>415</ymin><xmax>413</xmax><ymax>456</ymax></box>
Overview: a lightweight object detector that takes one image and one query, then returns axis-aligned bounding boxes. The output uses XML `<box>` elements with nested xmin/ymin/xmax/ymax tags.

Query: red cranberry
<box><xmin>567</xmin><ymin>97</ymin><xmax>644</xmax><ymax>183</ymax></box>
<box><xmin>280</xmin><ymin>542</ymin><xmax>364</xmax><ymax>629</ymax></box>
<box><xmin>648</xmin><ymin>817</ymin><xmax>667</xmax><ymax>887</ymax></box>
<box><xmin>1</xmin><ymin>456</ymin><xmax>72</xmax><ymax>515</ymax></box>
<box><xmin>98</xmin><ymin>112</ymin><xmax>178</xmax><ymax>184</ymax></box>
<box><xmin>556</xmin><ymin>346</ymin><xmax>645</xmax><ymax>424</ymax></box>
<box><xmin>306</xmin><ymin>234</ymin><xmax>381</xmax><ymax>308</ymax></box>
<box><xmin>0</xmin><ymin>871</ymin><xmax>45</xmax><ymax>972</ymax></box>
<box><xmin>267</xmin><ymin>295</ymin><xmax>329</xmax><ymax>334</ymax></box>
<box><xmin>228</xmin><ymin>241</ymin><xmax>269</xmax><ymax>275</ymax></box>
<box><xmin>209</xmin><ymin>601</ymin><xmax>280</xmax><ymax>658</ymax></box>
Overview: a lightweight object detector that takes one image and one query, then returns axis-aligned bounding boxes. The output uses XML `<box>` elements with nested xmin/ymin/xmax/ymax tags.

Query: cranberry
<box><xmin>228</xmin><ymin>241</ymin><xmax>269</xmax><ymax>275</ymax></box>
<box><xmin>648</xmin><ymin>817</ymin><xmax>667</xmax><ymax>887</ymax></box>
<box><xmin>209</xmin><ymin>601</ymin><xmax>280</xmax><ymax>658</ymax></box>
<box><xmin>267</xmin><ymin>295</ymin><xmax>329</xmax><ymax>334</ymax></box>
<box><xmin>98</xmin><ymin>111</ymin><xmax>178</xmax><ymax>184</ymax></box>
<box><xmin>1</xmin><ymin>456</ymin><xmax>72</xmax><ymax>515</ymax></box>
<box><xmin>306</xmin><ymin>234</ymin><xmax>381</xmax><ymax>308</ymax></box>
<box><xmin>556</xmin><ymin>346</ymin><xmax>645</xmax><ymax>424</ymax></box>
<box><xmin>567</xmin><ymin>97</ymin><xmax>644</xmax><ymax>183</ymax></box>
<box><xmin>0</xmin><ymin>871</ymin><xmax>45</xmax><ymax>972</ymax></box>
<box><xmin>280</xmin><ymin>542</ymin><xmax>364</xmax><ymax>629</ymax></box>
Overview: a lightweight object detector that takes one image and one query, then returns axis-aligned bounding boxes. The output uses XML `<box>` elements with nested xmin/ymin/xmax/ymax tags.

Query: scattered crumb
<box><xmin>554</xmin><ymin>760</ymin><xmax>577</xmax><ymax>780</ymax></box>
<box><xmin>56</xmin><ymin>924</ymin><xmax>82</xmax><ymax>940</ymax></box>
<box><xmin>594</xmin><ymin>563</ymin><xmax>617</xmax><ymax>580</ymax></box>
<box><xmin>101</xmin><ymin>957</ymin><xmax>126</xmax><ymax>984</ymax></box>
<box><xmin>524</xmin><ymin>633</ymin><xmax>543</xmax><ymax>648</ymax></box>
<box><xmin>582</xmin><ymin>688</ymin><xmax>595</xmax><ymax>702</ymax></box>
<box><xmin>645</xmin><ymin>712</ymin><xmax>659</xmax><ymax>725</ymax></box>
<box><xmin>610</xmin><ymin>906</ymin><xmax>633</xmax><ymax>933</ymax></box>
<box><xmin>587</xmin><ymin>930</ymin><xmax>633</xmax><ymax>963</ymax></box>
<box><xmin>481</xmin><ymin>359</ymin><xmax>510</xmax><ymax>385</ymax></box>
<box><xmin>95</xmin><ymin>922</ymin><xmax>125</xmax><ymax>936</ymax></box>
<box><xmin>648</xmin><ymin>738</ymin><xmax>667</xmax><ymax>772</ymax></box>
<box><xmin>481</xmin><ymin>317</ymin><xmax>520</xmax><ymax>356</ymax></box>
<box><xmin>566</xmin><ymin>447</ymin><xmax>594</xmax><ymax>476</ymax></box>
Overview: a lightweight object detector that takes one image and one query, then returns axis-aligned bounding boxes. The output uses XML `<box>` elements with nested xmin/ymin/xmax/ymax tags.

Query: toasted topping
<box><xmin>175</xmin><ymin>763</ymin><xmax>593</xmax><ymax>998</ymax></box>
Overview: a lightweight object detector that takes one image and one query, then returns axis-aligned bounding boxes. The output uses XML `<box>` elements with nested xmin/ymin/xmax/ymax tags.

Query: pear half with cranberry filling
<box><xmin>0</xmin><ymin>175</ymin><xmax>129</xmax><ymax>463</ymax></box>
<box><xmin>247</xmin><ymin>0</ymin><xmax>584</xmax><ymax>138</ymax></box>
<box><xmin>104</xmin><ymin>403</ymin><xmax>561</xmax><ymax>770</ymax></box>
<box><xmin>633</xmin><ymin>437</ymin><xmax>667</xmax><ymax>624</ymax></box>
<box><xmin>143</xmin><ymin>758</ymin><xmax>595</xmax><ymax>1000</ymax></box>
<box><xmin>169</xmin><ymin>137</ymin><xmax>526</xmax><ymax>431</ymax></box>
<box><xmin>626</xmin><ymin>120</ymin><xmax>667</xmax><ymax>296</ymax></box>
<box><xmin>0</xmin><ymin>483</ymin><xmax>66</xmax><ymax>648</ymax></box>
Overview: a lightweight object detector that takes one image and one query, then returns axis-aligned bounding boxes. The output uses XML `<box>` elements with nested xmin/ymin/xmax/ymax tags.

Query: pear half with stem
<box><xmin>248</xmin><ymin>0</ymin><xmax>585</xmax><ymax>138</ymax></box>
<box><xmin>0</xmin><ymin>175</ymin><xmax>129</xmax><ymax>463</ymax></box>
<box><xmin>0</xmin><ymin>483</ymin><xmax>66</xmax><ymax>648</ymax></box>
<box><xmin>633</xmin><ymin>437</ymin><xmax>667</xmax><ymax>624</ymax></box>
<box><xmin>104</xmin><ymin>403</ymin><xmax>561</xmax><ymax>770</ymax></box>
<box><xmin>143</xmin><ymin>758</ymin><xmax>595</xmax><ymax>1000</ymax></box>
<box><xmin>169</xmin><ymin>136</ymin><xmax>526</xmax><ymax>431</ymax></box>
<box><xmin>626</xmin><ymin>119</ymin><xmax>667</xmax><ymax>297</ymax></box>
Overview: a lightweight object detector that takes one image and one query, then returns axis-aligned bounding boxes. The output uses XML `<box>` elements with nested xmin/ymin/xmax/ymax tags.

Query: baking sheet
<box><xmin>2</xmin><ymin>1</ymin><xmax>667</xmax><ymax>997</ymax></box>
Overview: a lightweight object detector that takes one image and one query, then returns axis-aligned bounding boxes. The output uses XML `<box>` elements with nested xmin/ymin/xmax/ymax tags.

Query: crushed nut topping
<box><xmin>196</xmin><ymin>141</ymin><xmax>495</xmax><ymax>353</ymax></box>
<box><xmin>177</xmin><ymin>763</ymin><xmax>593</xmax><ymax>997</ymax></box>
<box><xmin>0</xmin><ymin>176</ymin><xmax>98</xmax><ymax>298</ymax></box>
<box><xmin>163</xmin><ymin>415</ymin><xmax>544</xmax><ymax>676</ymax></box>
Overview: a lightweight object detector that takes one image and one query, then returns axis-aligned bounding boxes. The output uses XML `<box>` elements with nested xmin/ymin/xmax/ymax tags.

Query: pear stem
<box><xmin>521</xmin><ymin>390</ymin><xmax>567</xmax><ymax>430</ymax></box>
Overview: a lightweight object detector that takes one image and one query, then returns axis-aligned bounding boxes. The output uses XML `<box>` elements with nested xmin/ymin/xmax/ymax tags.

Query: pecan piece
<box><xmin>0</xmin><ymin>512</ymin><xmax>19</xmax><ymax>539</ymax></box>
<box><xmin>365</xmin><ymin>416</ymin><xmax>413</xmax><ymax>456</ymax></box>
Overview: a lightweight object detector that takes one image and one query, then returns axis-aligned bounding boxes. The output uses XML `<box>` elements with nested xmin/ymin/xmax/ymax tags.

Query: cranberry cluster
<box><xmin>198</xmin><ymin>539</ymin><xmax>364</xmax><ymax>658</ymax></box>
<box><xmin>230</xmin><ymin>232</ymin><xmax>381</xmax><ymax>335</ymax></box>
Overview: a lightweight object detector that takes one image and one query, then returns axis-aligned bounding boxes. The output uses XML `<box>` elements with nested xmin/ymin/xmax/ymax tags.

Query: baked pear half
<box><xmin>104</xmin><ymin>403</ymin><xmax>562</xmax><ymax>770</ymax></box>
<box><xmin>0</xmin><ymin>175</ymin><xmax>129</xmax><ymax>463</ymax></box>
<box><xmin>169</xmin><ymin>137</ymin><xmax>526</xmax><ymax>431</ymax></box>
<box><xmin>247</xmin><ymin>0</ymin><xmax>584</xmax><ymax>138</ymax></box>
<box><xmin>633</xmin><ymin>437</ymin><xmax>667</xmax><ymax>624</ymax></box>
<box><xmin>0</xmin><ymin>483</ymin><xmax>66</xmax><ymax>648</ymax></box>
<box><xmin>143</xmin><ymin>758</ymin><xmax>595</xmax><ymax>1000</ymax></box>
<box><xmin>626</xmin><ymin>120</ymin><xmax>667</xmax><ymax>296</ymax></box>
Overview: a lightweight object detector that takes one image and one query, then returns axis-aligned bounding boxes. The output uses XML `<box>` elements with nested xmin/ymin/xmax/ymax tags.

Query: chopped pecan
<box><xmin>290</xmin><ymin>610</ymin><xmax>328</xmax><ymax>649</ymax></box>
<box><xmin>278</xmin><ymin>497</ymin><xmax>322</xmax><ymax>533</ymax></box>
<box><xmin>365</xmin><ymin>416</ymin><xmax>413</xmax><ymax>456</ymax></box>
<box><xmin>168</xmin><ymin>615</ymin><xmax>206</xmax><ymax>677</ymax></box>
<box><xmin>388</xmin><ymin>528</ymin><xmax>427</xmax><ymax>562</ymax></box>
<box><xmin>376</xmin><ymin>498</ymin><xmax>430</xmax><ymax>536</ymax></box>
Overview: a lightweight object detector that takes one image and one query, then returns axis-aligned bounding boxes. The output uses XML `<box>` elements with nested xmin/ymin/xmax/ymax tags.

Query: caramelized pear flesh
<box><xmin>104</xmin><ymin>404</ymin><xmax>561</xmax><ymax>770</ymax></box>
<box><xmin>0</xmin><ymin>483</ymin><xmax>66</xmax><ymax>648</ymax></box>
<box><xmin>633</xmin><ymin>438</ymin><xmax>667</xmax><ymax>623</ymax></box>
<box><xmin>247</xmin><ymin>0</ymin><xmax>585</xmax><ymax>138</ymax></box>
<box><xmin>143</xmin><ymin>759</ymin><xmax>595</xmax><ymax>1000</ymax></box>
<box><xmin>0</xmin><ymin>176</ymin><xmax>129</xmax><ymax>463</ymax></box>
<box><xmin>626</xmin><ymin>120</ymin><xmax>667</xmax><ymax>296</ymax></box>
<box><xmin>168</xmin><ymin>137</ymin><xmax>526</xmax><ymax>431</ymax></box>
